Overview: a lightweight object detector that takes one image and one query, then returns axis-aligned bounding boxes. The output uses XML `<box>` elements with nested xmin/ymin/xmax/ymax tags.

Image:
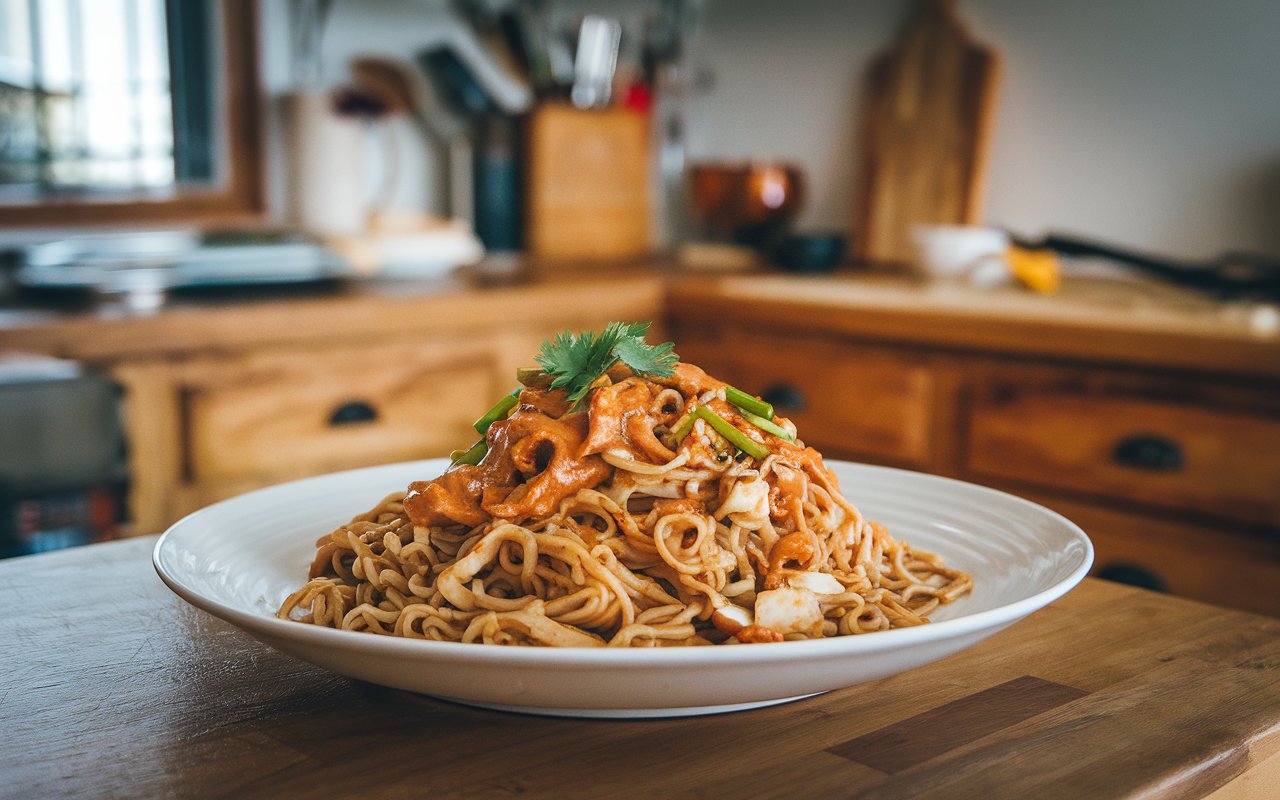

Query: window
<box><xmin>0</xmin><ymin>0</ymin><xmax>261</xmax><ymax>226</ymax></box>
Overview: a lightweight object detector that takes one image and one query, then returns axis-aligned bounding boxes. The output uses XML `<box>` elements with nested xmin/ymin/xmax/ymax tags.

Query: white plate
<box><xmin>153</xmin><ymin>459</ymin><xmax>1092</xmax><ymax>718</ymax></box>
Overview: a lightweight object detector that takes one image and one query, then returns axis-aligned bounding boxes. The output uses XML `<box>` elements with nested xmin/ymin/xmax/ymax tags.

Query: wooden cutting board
<box><xmin>852</xmin><ymin>0</ymin><xmax>1000</xmax><ymax>265</ymax></box>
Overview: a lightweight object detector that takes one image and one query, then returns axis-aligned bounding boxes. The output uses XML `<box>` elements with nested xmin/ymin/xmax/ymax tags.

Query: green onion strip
<box><xmin>450</xmin><ymin>439</ymin><xmax>487</xmax><ymax>466</ymax></box>
<box><xmin>737</xmin><ymin>407</ymin><xmax>795</xmax><ymax>441</ymax></box>
<box><xmin>692</xmin><ymin>406</ymin><xmax>770</xmax><ymax>460</ymax></box>
<box><xmin>472</xmin><ymin>390</ymin><xmax>520</xmax><ymax>435</ymax></box>
<box><xmin>669</xmin><ymin>410</ymin><xmax>696</xmax><ymax>443</ymax></box>
<box><xmin>725</xmin><ymin>386</ymin><xmax>773</xmax><ymax>419</ymax></box>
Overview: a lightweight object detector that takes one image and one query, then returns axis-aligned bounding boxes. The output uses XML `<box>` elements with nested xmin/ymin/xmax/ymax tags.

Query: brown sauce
<box><xmin>736</xmin><ymin>625</ymin><xmax>785</xmax><ymax>644</ymax></box>
<box><xmin>404</xmin><ymin>407</ymin><xmax>610</xmax><ymax>527</ymax></box>
<box><xmin>402</xmin><ymin>363</ymin><xmax>823</xmax><ymax>544</ymax></box>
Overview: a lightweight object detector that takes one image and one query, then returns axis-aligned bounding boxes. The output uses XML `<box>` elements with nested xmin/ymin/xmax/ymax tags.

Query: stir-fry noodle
<box><xmin>279</xmin><ymin>332</ymin><xmax>972</xmax><ymax>646</ymax></box>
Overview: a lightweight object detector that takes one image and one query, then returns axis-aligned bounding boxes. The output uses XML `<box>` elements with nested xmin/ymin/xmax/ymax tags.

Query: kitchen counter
<box><xmin>0</xmin><ymin>269</ymin><xmax>667</xmax><ymax>361</ymax></box>
<box><xmin>665</xmin><ymin>271</ymin><xmax>1280</xmax><ymax>618</ymax></box>
<box><xmin>0</xmin><ymin>270</ymin><xmax>668</xmax><ymax>534</ymax></box>
<box><xmin>3</xmin><ymin>267</ymin><xmax>1279</xmax><ymax>616</ymax></box>
<box><xmin>3</xmin><ymin>266</ymin><xmax>1276</xmax><ymax>377</ymax></box>
<box><xmin>2</xmin><ymin>536</ymin><xmax>1277</xmax><ymax>798</ymax></box>
<box><xmin>668</xmin><ymin>272</ymin><xmax>1280</xmax><ymax>381</ymax></box>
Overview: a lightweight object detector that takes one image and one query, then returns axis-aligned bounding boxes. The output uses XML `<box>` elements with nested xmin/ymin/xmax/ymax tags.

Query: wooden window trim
<box><xmin>1</xmin><ymin>0</ymin><xmax>264</xmax><ymax>228</ymax></box>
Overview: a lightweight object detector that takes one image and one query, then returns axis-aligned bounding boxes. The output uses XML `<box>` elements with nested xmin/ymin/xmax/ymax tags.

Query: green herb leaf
<box><xmin>534</xmin><ymin>321</ymin><xmax>679</xmax><ymax>404</ymax></box>
<box><xmin>613</xmin><ymin>335</ymin><xmax>678</xmax><ymax>378</ymax></box>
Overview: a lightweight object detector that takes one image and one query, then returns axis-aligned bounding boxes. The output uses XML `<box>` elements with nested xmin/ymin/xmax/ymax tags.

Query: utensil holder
<box><xmin>525</xmin><ymin>103</ymin><xmax>653</xmax><ymax>264</ymax></box>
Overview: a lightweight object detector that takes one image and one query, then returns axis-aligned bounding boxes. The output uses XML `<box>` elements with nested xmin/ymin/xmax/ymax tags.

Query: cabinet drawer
<box><xmin>1020</xmin><ymin>491</ymin><xmax>1280</xmax><ymax>618</ymax></box>
<box><xmin>966</xmin><ymin>376</ymin><xmax>1280</xmax><ymax>527</ymax></box>
<box><xmin>730</xmin><ymin>332</ymin><xmax>933</xmax><ymax>466</ymax></box>
<box><xmin>184</xmin><ymin>341</ymin><xmax>495</xmax><ymax>482</ymax></box>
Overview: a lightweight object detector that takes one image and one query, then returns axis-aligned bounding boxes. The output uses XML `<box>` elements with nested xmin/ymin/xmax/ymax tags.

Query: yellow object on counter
<box><xmin>1007</xmin><ymin>245</ymin><xmax>1061</xmax><ymax>294</ymax></box>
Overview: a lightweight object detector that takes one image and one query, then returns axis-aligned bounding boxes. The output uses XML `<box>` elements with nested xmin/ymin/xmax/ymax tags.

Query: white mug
<box><xmin>910</xmin><ymin>225</ymin><xmax>1010</xmax><ymax>285</ymax></box>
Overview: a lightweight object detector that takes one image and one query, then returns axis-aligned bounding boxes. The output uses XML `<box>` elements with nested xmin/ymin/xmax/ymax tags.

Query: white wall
<box><xmin>264</xmin><ymin>0</ymin><xmax>1280</xmax><ymax>259</ymax></box>
<box><xmin>687</xmin><ymin>0</ymin><xmax>1280</xmax><ymax>259</ymax></box>
<box><xmin>970</xmin><ymin>0</ymin><xmax>1280</xmax><ymax>259</ymax></box>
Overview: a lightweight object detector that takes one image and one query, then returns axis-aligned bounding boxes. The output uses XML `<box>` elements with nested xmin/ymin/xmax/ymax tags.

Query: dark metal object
<box><xmin>772</xmin><ymin>233</ymin><xmax>847</xmax><ymax>273</ymax></box>
<box><xmin>0</xmin><ymin>367</ymin><xmax>127</xmax><ymax>558</ymax></box>
<box><xmin>1014</xmin><ymin>232</ymin><xmax>1280</xmax><ymax>299</ymax></box>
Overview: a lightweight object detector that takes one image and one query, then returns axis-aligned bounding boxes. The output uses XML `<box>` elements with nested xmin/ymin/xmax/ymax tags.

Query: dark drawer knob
<box><xmin>329</xmin><ymin>400</ymin><xmax>379</xmax><ymax>427</ymax></box>
<box><xmin>761</xmin><ymin>384</ymin><xmax>807</xmax><ymax>413</ymax></box>
<box><xmin>1111</xmin><ymin>434</ymin><xmax>1184</xmax><ymax>472</ymax></box>
<box><xmin>1095</xmin><ymin>561</ymin><xmax>1168</xmax><ymax>593</ymax></box>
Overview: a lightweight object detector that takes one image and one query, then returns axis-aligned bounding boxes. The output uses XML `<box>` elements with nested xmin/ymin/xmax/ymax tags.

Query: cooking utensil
<box><xmin>417</xmin><ymin>45</ymin><xmax>525</xmax><ymax>252</ymax></box>
<box><xmin>852</xmin><ymin>0</ymin><xmax>1000</xmax><ymax>265</ymax></box>
<box><xmin>351</xmin><ymin>56</ymin><xmax>470</xmax><ymax>221</ymax></box>
<box><xmin>571</xmin><ymin>15</ymin><xmax>621</xmax><ymax>109</ymax></box>
<box><xmin>688</xmin><ymin>161</ymin><xmax>806</xmax><ymax>249</ymax></box>
<box><xmin>526</xmin><ymin>104</ymin><xmax>652</xmax><ymax>262</ymax></box>
<box><xmin>418</xmin><ymin>45</ymin><xmax>494</xmax><ymax>117</ymax></box>
<box><xmin>1014</xmin><ymin>232</ymin><xmax>1280</xmax><ymax>298</ymax></box>
<box><xmin>772</xmin><ymin>232</ymin><xmax>848</xmax><ymax>273</ymax></box>
<box><xmin>511</xmin><ymin>2</ymin><xmax>555</xmax><ymax>94</ymax></box>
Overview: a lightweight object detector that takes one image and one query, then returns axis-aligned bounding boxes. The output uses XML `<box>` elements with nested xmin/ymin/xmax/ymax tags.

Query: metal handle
<box><xmin>1111</xmin><ymin>434</ymin><xmax>1184</xmax><ymax>472</ymax></box>
<box><xmin>761</xmin><ymin>384</ymin><xmax>807</xmax><ymax>413</ymax></box>
<box><xmin>328</xmin><ymin>400</ymin><xmax>378</xmax><ymax>427</ymax></box>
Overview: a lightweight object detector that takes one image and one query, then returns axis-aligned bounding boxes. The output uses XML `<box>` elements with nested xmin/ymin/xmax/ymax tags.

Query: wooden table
<box><xmin>2</xmin><ymin>537</ymin><xmax>1277</xmax><ymax>799</ymax></box>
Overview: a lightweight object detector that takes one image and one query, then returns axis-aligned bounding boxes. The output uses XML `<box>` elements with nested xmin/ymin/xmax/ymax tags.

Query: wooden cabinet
<box><xmin>130</xmin><ymin>335</ymin><xmax>519</xmax><ymax>527</ymax></box>
<box><xmin>125</xmin><ymin>314</ymin><xmax>656</xmax><ymax>528</ymax></box>
<box><xmin>667</xmin><ymin>279</ymin><xmax>1280</xmax><ymax>618</ymax></box>
<box><xmin>966</xmin><ymin>366</ymin><xmax>1280</xmax><ymax>529</ymax></box>
<box><xmin>2</xmin><ymin>275</ymin><xmax>665</xmax><ymax>533</ymax></box>
<box><xmin>183</xmin><ymin>338</ymin><xmax>496</xmax><ymax>483</ymax></box>
<box><xmin>6</xmin><ymin>269</ymin><xmax>1278</xmax><ymax>616</ymax></box>
<box><xmin>1018</xmin><ymin>491</ymin><xmax>1280</xmax><ymax>617</ymax></box>
<box><xmin>681</xmin><ymin>327</ymin><xmax>936</xmax><ymax>467</ymax></box>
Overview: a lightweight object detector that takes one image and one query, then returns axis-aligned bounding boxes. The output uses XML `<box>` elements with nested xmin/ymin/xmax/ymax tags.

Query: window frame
<box><xmin>0</xmin><ymin>0</ymin><xmax>263</xmax><ymax>227</ymax></box>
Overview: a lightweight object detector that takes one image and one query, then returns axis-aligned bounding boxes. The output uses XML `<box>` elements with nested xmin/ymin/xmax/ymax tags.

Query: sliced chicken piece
<box><xmin>753</xmin><ymin>586</ymin><xmax>823</xmax><ymax>637</ymax></box>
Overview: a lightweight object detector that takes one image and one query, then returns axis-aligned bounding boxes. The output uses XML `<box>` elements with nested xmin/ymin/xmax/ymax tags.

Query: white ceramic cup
<box><xmin>910</xmin><ymin>225</ymin><xmax>1011</xmax><ymax>284</ymax></box>
<box><xmin>284</xmin><ymin>91</ymin><xmax>370</xmax><ymax>237</ymax></box>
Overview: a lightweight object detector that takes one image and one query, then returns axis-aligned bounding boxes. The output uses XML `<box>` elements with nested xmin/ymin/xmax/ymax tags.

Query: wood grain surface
<box><xmin>0</xmin><ymin>274</ymin><xmax>666</xmax><ymax>363</ymax></box>
<box><xmin>526</xmin><ymin>104</ymin><xmax>653</xmax><ymax>263</ymax></box>
<box><xmin>852</xmin><ymin>0</ymin><xmax>1000</xmax><ymax>265</ymax></box>
<box><xmin>2</xmin><ymin>537</ymin><xmax>1277</xmax><ymax>799</ymax></box>
<box><xmin>666</xmin><ymin>274</ymin><xmax>1280</xmax><ymax>382</ymax></box>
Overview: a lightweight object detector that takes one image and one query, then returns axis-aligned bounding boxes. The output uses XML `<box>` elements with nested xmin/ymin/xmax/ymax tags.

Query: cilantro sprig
<box><xmin>534</xmin><ymin>322</ymin><xmax>678</xmax><ymax>403</ymax></box>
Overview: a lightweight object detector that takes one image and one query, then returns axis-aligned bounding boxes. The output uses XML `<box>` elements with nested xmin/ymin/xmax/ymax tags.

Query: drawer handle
<box><xmin>329</xmin><ymin>400</ymin><xmax>379</xmax><ymax>427</ymax></box>
<box><xmin>761</xmin><ymin>384</ymin><xmax>807</xmax><ymax>413</ymax></box>
<box><xmin>1095</xmin><ymin>561</ymin><xmax>1168</xmax><ymax>593</ymax></box>
<box><xmin>1111</xmin><ymin>434</ymin><xmax>1184</xmax><ymax>472</ymax></box>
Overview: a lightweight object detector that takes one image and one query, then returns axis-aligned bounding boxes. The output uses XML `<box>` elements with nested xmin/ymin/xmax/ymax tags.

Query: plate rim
<box><xmin>153</xmin><ymin>458</ymin><xmax>1094</xmax><ymax>667</ymax></box>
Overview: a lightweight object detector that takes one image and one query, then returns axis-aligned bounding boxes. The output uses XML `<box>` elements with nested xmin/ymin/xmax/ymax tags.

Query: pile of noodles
<box><xmin>277</xmin><ymin>363</ymin><xmax>972</xmax><ymax>647</ymax></box>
